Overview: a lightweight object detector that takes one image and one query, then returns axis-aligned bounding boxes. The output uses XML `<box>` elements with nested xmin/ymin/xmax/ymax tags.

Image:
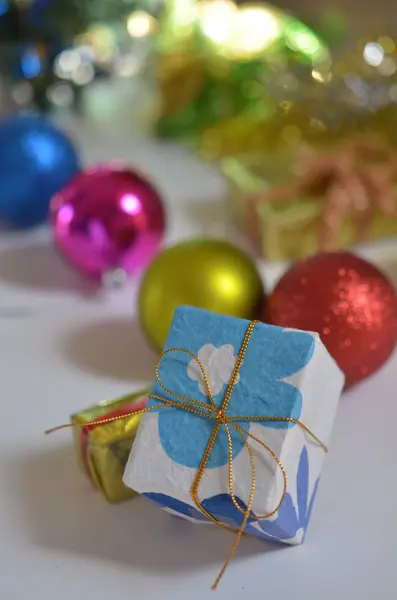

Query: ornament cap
<box><xmin>102</xmin><ymin>267</ymin><xmax>128</xmax><ymax>290</ymax></box>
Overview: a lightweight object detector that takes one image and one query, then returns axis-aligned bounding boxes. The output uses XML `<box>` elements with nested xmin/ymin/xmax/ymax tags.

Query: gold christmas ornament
<box><xmin>139</xmin><ymin>238</ymin><xmax>265</xmax><ymax>352</ymax></box>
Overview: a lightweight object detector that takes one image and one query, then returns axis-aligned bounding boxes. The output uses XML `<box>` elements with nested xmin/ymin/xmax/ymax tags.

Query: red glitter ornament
<box><xmin>266</xmin><ymin>252</ymin><xmax>397</xmax><ymax>387</ymax></box>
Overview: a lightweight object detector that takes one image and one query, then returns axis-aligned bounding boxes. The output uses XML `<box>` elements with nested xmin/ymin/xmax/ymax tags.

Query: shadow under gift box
<box><xmin>72</xmin><ymin>389</ymin><xmax>149</xmax><ymax>503</ymax></box>
<box><xmin>123</xmin><ymin>306</ymin><xmax>344</xmax><ymax>545</ymax></box>
<box><xmin>221</xmin><ymin>152</ymin><xmax>397</xmax><ymax>262</ymax></box>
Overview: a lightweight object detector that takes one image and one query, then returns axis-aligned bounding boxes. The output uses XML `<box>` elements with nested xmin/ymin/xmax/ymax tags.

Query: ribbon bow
<box><xmin>46</xmin><ymin>320</ymin><xmax>327</xmax><ymax>589</ymax></box>
<box><xmin>251</xmin><ymin>137</ymin><xmax>397</xmax><ymax>251</ymax></box>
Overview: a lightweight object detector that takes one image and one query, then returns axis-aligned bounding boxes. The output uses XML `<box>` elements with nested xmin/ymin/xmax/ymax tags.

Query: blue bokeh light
<box><xmin>0</xmin><ymin>0</ymin><xmax>9</xmax><ymax>16</ymax></box>
<box><xmin>20</xmin><ymin>47</ymin><xmax>42</xmax><ymax>79</ymax></box>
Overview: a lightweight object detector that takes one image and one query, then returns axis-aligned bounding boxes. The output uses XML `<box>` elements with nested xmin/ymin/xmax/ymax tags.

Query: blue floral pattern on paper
<box><xmin>144</xmin><ymin>446</ymin><xmax>319</xmax><ymax>543</ymax></box>
<box><xmin>257</xmin><ymin>446</ymin><xmax>319</xmax><ymax>541</ymax></box>
<box><xmin>143</xmin><ymin>492</ymin><xmax>257</xmax><ymax>529</ymax></box>
<box><xmin>149</xmin><ymin>307</ymin><xmax>315</xmax><ymax>469</ymax></box>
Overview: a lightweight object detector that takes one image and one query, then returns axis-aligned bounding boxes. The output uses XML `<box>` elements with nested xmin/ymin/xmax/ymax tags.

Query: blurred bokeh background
<box><xmin>1</xmin><ymin>0</ymin><xmax>397</xmax><ymax>119</ymax></box>
<box><xmin>2</xmin><ymin>0</ymin><xmax>397</xmax><ymax>267</ymax></box>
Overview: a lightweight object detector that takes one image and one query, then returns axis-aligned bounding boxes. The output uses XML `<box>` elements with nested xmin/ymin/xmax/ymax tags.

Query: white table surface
<box><xmin>2</xmin><ymin>90</ymin><xmax>397</xmax><ymax>599</ymax></box>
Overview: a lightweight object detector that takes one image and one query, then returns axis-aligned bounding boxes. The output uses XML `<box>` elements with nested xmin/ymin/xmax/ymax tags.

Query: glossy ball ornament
<box><xmin>0</xmin><ymin>114</ymin><xmax>80</xmax><ymax>228</ymax></box>
<box><xmin>266</xmin><ymin>252</ymin><xmax>397</xmax><ymax>387</ymax></box>
<box><xmin>51</xmin><ymin>165</ymin><xmax>166</xmax><ymax>283</ymax></box>
<box><xmin>139</xmin><ymin>238</ymin><xmax>265</xmax><ymax>352</ymax></box>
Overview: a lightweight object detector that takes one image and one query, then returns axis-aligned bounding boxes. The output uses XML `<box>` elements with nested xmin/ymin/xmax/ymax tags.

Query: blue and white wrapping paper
<box><xmin>124</xmin><ymin>306</ymin><xmax>344</xmax><ymax>544</ymax></box>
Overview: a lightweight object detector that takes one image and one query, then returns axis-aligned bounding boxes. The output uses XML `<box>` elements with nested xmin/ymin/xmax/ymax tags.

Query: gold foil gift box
<box><xmin>222</xmin><ymin>138</ymin><xmax>397</xmax><ymax>261</ymax></box>
<box><xmin>71</xmin><ymin>389</ymin><xmax>149</xmax><ymax>503</ymax></box>
<box><xmin>198</xmin><ymin>78</ymin><xmax>381</xmax><ymax>160</ymax></box>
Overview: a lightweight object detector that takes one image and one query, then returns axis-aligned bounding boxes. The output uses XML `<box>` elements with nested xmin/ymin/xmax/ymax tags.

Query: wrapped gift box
<box><xmin>123</xmin><ymin>306</ymin><xmax>344</xmax><ymax>545</ymax></box>
<box><xmin>222</xmin><ymin>148</ymin><xmax>397</xmax><ymax>262</ymax></box>
<box><xmin>199</xmin><ymin>97</ymin><xmax>371</xmax><ymax>160</ymax></box>
<box><xmin>72</xmin><ymin>390</ymin><xmax>149</xmax><ymax>503</ymax></box>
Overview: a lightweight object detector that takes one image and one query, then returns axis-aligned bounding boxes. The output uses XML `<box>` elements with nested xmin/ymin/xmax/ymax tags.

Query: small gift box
<box><xmin>222</xmin><ymin>138</ymin><xmax>397</xmax><ymax>261</ymax></box>
<box><xmin>123</xmin><ymin>306</ymin><xmax>344</xmax><ymax>564</ymax></box>
<box><xmin>72</xmin><ymin>390</ymin><xmax>149</xmax><ymax>503</ymax></box>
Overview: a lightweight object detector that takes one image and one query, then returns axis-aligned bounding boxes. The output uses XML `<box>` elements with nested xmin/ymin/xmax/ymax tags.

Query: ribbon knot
<box><xmin>46</xmin><ymin>320</ymin><xmax>327</xmax><ymax>589</ymax></box>
<box><xmin>251</xmin><ymin>137</ymin><xmax>397</xmax><ymax>251</ymax></box>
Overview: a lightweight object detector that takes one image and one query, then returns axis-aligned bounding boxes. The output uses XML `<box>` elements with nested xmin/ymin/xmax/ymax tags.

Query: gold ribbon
<box><xmin>46</xmin><ymin>320</ymin><xmax>327</xmax><ymax>589</ymax></box>
<box><xmin>250</xmin><ymin>137</ymin><xmax>397</xmax><ymax>251</ymax></box>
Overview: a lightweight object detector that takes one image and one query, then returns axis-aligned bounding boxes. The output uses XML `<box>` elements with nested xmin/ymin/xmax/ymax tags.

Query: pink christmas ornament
<box><xmin>51</xmin><ymin>165</ymin><xmax>166</xmax><ymax>284</ymax></box>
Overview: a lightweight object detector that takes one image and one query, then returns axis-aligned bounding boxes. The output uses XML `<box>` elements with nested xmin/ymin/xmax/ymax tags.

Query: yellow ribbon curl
<box><xmin>46</xmin><ymin>320</ymin><xmax>327</xmax><ymax>589</ymax></box>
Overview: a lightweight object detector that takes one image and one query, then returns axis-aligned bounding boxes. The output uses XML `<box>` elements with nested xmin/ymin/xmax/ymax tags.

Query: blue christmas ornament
<box><xmin>0</xmin><ymin>114</ymin><xmax>80</xmax><ymax>228</ymax></box>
